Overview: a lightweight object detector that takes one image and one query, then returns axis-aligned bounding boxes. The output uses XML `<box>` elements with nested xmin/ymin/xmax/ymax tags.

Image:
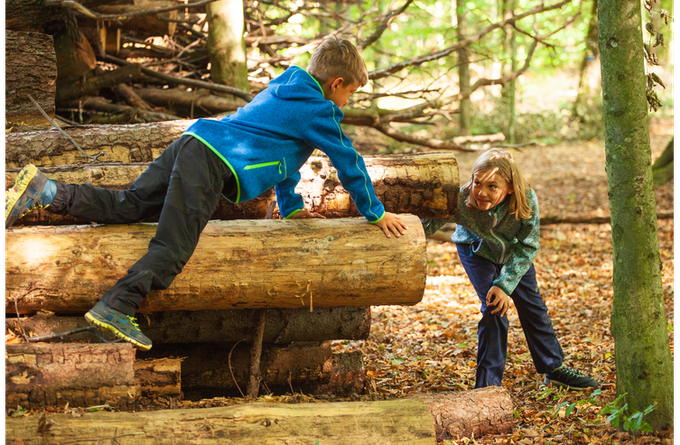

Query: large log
<box><xmin>6</xmin><ymin>306</ymin><xmax>371</xmax><ymax>343</ymax></box>
<box><xmin>6</xmin><ymin>343</ymin><xmax>140</xmax><ymax>411</ymax></box>
<box><xmin>5</xmin><ymin>121</ymin><xmax>191</xmax><ymax>168</ymax></box>
<box><xmin>139</xmin><ymin>342</ymin><xmax>363</xmax><ymax>398</ymax></box>
<box><xmin>6</xmin><ymin>153</ymin><xmax>459</xmax><ymax>222</ymax></box>
<box><xmin>5</xmin><ymin>388</ymin><xmax>513</xmax><ymax>443</ymax></box>
<box><xmin>5</xmin><ymin>30</ymin><xmax>58</xmax><ymax>128</ymax></box>
<box><xmin>6</xmin><ymin>216</ymin><xmax>426</xmax><ymax>315</ymax></box>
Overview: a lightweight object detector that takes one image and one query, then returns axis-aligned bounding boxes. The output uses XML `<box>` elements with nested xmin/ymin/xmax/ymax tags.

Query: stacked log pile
<box><xmin>4</xmin><ymin>26</ymin><xmax>514</xmax><ymax>443</ymax></box>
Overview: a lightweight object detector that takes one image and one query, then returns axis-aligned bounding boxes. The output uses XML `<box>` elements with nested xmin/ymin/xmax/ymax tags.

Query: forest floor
<box><xmin>332</xmin><ymin>116</ymin><xmax>675</xmax><ymax>444</ymax></box>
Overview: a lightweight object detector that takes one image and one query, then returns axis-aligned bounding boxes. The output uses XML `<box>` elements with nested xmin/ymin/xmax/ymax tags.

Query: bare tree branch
<box><xmin>45</xmin><ymin>0</ymin><xmax>217</xmax><ymax>20</ymax></box>
<box><xmin>368</xmin><ymin>0</ymin><xmax>571</xmax><ymax>80</ymax></box>
<box><xmin>358</xmin><ymin>0</ymin><xmax>415</xmax><ymax>50</ymax></box>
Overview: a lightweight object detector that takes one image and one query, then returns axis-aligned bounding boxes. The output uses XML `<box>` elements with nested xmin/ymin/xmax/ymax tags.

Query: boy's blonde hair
<box><xmin>462</xmin><ymin>148</ymin><xmax>533</xmax><ymax>220</ymax></box>
<box><xmin>307</xmin><ymin>37</ymin><xmax>369</xmax><ymax>87</ymax></box>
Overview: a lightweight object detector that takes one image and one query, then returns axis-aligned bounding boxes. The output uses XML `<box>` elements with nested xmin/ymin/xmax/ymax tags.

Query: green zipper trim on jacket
<box><xmin>244</xmin><ymin>161</ymin><xmax>281</xmax><ymax>172</ymax></box>
<box><xmin>182</xmin><ymin>132</ymin><xmax>241</xmax><ymax>203</ymax></box>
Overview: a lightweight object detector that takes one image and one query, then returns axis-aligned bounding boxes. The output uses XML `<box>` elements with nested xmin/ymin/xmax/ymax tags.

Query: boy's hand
<box><xmin>289</xmin><ymin>209</ymin><xmax>326</xmax><ymax>219</ymax></box>
<box><xmin>375</xmin><ymin>212</ymin><xmax>408</xmax><ymax>239</ymax></box>
<box><xmin>486</xmin><ymin>286</ymin><xmax>511</xmax><ymax>317</ymax></box>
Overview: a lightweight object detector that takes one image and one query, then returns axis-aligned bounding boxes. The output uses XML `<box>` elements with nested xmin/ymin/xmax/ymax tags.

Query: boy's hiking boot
<box><xmin>544</xmin><ymin>364</ymin><xmax>598</xmax><ymax>390</ymax></box>
<box><xmin>5</xmin><ymin>164</ymin><xmax>57</xmax><ymax>227</ymax></box>
<box><xmin>85</xmin><ymin>301</ymin><xmax>153</xmax><ymax>351</ymax></box>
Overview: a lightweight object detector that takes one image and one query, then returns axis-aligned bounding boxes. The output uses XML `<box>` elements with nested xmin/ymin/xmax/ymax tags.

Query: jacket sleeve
<box><xmin>275</xmin><ymin>171</ymin><xmax>305</xmax><ymax>218</ymax></box>
<box><xmin>303</xmin><ymin>112</ymin><xmax>385</xmax><ymax>222</ymax></box>
<box><xmin>492</xmin><ymin>191</ymin><xmax>540</xmax><ymax>295</ymax></box>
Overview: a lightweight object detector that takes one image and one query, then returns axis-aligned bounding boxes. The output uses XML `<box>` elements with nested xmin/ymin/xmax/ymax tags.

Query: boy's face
<box><xmin>470</xmin><ymin>168</ymin><xmax>513</xmax><ymax>211</ymax></box>
<box><xmin>324</xmin><ymin>77</ymin><xmax>362</xmax><ymax>108</ymax></box>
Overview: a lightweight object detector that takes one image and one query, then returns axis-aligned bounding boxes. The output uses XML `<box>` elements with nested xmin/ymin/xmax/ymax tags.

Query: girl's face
<box><xmin>471</xmin><ymin>168</ymin><xmax>513</xmax><ymax>211</ymax></box>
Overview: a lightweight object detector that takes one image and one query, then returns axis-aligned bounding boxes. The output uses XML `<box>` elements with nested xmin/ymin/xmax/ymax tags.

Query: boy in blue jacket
<box><xmin>5</xmin><ymin>38</ymin><xmax>408</xmax><ymax>351</ymax></box>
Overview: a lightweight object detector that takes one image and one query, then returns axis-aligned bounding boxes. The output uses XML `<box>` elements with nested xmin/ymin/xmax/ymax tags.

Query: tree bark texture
<box><xmin>135</xmin><ymin>87</ymin><xmax>247</xmax><ymax>115</ymax></box>
<box><xmin>5</xmin><ymin>31</ymin><xmax>58</xmax><ymax>128</ymax></box>
<box><xmin>6</xmin><ymin>216</ymin><xmax>426</xmax><ymax>315</ymax></box>
<box><xmin>206</xmin><ymin>0</ymin><xmax>250</xmax><ymax>91</ymax></box>
<box><xmin>135</xmin><ymin>358</ymin><xmax>182</xmax><ymax>397</ymax></box>
<box><xmin>412</xmin><ymin>387</ymin><xmax>513</xmax><ymax>441</ymax></box>
<box><xmin>5</xmin><ymin>0</ymin><xmax>116</xmax><ymax>32</ymax></box>
<box><xmin>5</xmin><ymin>120</ymin><xmax>193</xmax><ymax>168</ymax></box>
<box><xmin>56</xmin><ymin>63</ymin><xmax>142</xmax><ymax>103</ymax></box>
<box><xmin>6</xmin><ymin>389</ymin><xmax>513</xmax><ymax>443</ymax></box>
<box><xmin>139</xmin><ymin>342</ymin><xmax>364</xmax><ymax>397</ymax></box>
<box><xmin>456</xmin><ymin>0</ymin><xmax>472</xmax><ymax>136</ymax></box>
<box><xmin>6</xmin><ymin>154</ymin><xmax>459</xmax><ymax>223</ymax></box>
<box><xmin>7</xmin><ymin>307</ymin><xmax>371</xmax><ymax>344</ymax></box>
<box><xmin>53</xmin><ymin>28</ymin><xmax>97</xmax><ymax>86</ymax></box>
<box><xmin>6</xmin><ymin>343</ymin><xmax>140</xmax><ymax>411</ymax></box>
<box><xmin>82</xmin><ymin>2</ymin><xmax>179</xmax><ymax>37</ymax></box>
<box><xmin>598</xmin><ymin>0</ymin><xmax>673</xmax><ymax>429</ymax></box>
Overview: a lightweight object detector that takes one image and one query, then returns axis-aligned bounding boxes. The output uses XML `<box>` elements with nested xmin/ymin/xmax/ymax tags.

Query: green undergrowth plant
<box><xmin>546</xmin><ymin>388</ymin><xmax>656</xmax><ymax>439</ymax></box>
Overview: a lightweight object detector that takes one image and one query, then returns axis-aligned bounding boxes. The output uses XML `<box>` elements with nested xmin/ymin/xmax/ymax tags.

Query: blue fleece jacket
<box><xmin>183</xmin><ymin>66</ymin><xmax>386</xmax><ymax>222</ymax></box>
<box><xmin>422</xmin><ymin>187</ymin><xmax>540</xmax><ymax>295</ymax></box>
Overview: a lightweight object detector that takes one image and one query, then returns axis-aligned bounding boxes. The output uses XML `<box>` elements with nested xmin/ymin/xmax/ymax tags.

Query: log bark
<box><xmin>6</xmin><ymin>307</ymin><xmax>371</xmax><ymax>344</ymax></box>
<box><xmin>412</xmin><ymin>387</ymin><xmax>513</xmax><ymax>440</ymax></box>
<box><xmin>6</xmin><ymin>154</ymin><xmax>459</xmax><ymax>223</ymax></box>
<box><xmin>135</xmin><ymin>87</ymin><xmax>247</xmax><ymax>115</ymax></box>
<box><xmin>5</xmin><ymin>388</ymin><xmax>513</xmax><ymax>443</ymax></box>
<box><xmin>5</xmin><ymin>0</ymin><xmax>118</xmax><ymax>32</ymax></box>
<box><xmin>82</xmin><ymin>2</ymin><xmax>179</xmax><ymax>37</ymax></box>
<box><xmin>4</xmin><ymin>119</ymin><xmax>190</xmax><ymax>169</ymax></box>
<box><xmin>53</xmin><ymin>28</ymin><xmax>97</xmax><ymax>86</ymax></box>
<box><xmin>5</xmin><ymin>31</ymin><xmax>58</xmax><ymax>128</ymax></box>
<box><xmin>56</xmin><ymin>63</ymin><xmax>143</xmax><ymax>103</ymax></box>
<box><xmin>6</xmin><ymin>216</ymin><xmax>426</xmax><ymax>315</ymax></box>
<box><xmin>135</xmin><ymin>358</ymin><xmax>182</xmax><ymax>397</ymax></box>
<box><xmin>60</xmin><ymin>96</ymin><xmax>182</xmax><ymax>123</ymax></box>
<box><xmin>5</xmin><ymin>343</ymin><xmax>140</xmax><ymax>411</ymax></box>
<box><xmin>139</xmin><ymin>342</ymin><xmax>361</xmax><ymax>397</ymax></box>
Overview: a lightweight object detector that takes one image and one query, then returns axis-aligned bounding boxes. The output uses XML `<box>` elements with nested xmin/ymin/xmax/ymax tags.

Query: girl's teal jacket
<box><xmin>423</xmin><ymin>187</ymin><xmax>540</xmax><ymax>296</ymax></box>
<box><xmin>183</xmin><ymin>66</ymin><xmax>385</xmax><ymax>222</ymax></box>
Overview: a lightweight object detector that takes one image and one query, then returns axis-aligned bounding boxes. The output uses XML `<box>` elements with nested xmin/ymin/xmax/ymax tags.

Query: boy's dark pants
<box><xmin>456</xmin><ymin>243</ymin><xmax>564</xmax><ymax>388</ymax></box>
<box><xmin>49</xmin><ymin>135</ymin><xmax>233</xmax><ymax>316</ymax></box>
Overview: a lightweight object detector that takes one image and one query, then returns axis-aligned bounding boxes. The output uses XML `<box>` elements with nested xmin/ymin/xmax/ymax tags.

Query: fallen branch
<box><xmin>100</xmin><ymin>54</ymin><xmax>253</xmax><ymax>102</ymax></box>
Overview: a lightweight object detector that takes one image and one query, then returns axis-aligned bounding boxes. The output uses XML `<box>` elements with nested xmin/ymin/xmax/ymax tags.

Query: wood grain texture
<box><xmin>6</xmin><ymin>153</ymin><xmax>459</xmax><ymax>223</ymax></box>
<box><xmin>6</xmin><ymin>216</ymin><xmax>426</xmax><ymax>314</ymax></box>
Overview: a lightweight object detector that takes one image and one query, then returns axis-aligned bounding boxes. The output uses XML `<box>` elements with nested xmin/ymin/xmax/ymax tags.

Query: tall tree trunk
<box><xmin>504</xmin><ymin>0</ymin><xmax>518</xmax><ymax>144</ymax></box>
<box><xmin>456</xmin><ymin>1</ymin><xmax>471</xmax><ymax>136</ymax></box>
<box><xmin>206</xmin><ymin>0</ymin><xmax>250</xmax><ymax>92</ymax></box>
<box><xmin>572</xmin><ymin>0</ymin><xmax>600</xmax><ymax>122</ymax></box>
<box><xmin>598</xmin><ymin>0</ymin><xmax>673</xmax><ymax>429</ymax></box>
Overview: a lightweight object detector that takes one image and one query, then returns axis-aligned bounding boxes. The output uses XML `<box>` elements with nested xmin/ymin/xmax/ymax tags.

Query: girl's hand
<box><xmin>486</xmin><ymin>286</ymin><xmax>511</xmax><ymax>317</ymax></box>
<box><xmin>289</xmin><ymin>209</ymin><xmax>326</xmax><ymax>219</ymax></box>
<box><xmin>375</xmin><ymin>212</ymin><xmax>408</xmax><ymax>238</ymax></box>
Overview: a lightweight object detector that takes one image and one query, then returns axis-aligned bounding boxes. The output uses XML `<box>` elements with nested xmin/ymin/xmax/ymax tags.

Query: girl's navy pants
<box><xmin>456</xmin><ymin>243</ymin><xmax>564</xmax><ymax>388</ymax></box>
<box><xmin>49</xmin><ymin>135</ymin><xmax>234</xmax><ymax>316</ymax></box>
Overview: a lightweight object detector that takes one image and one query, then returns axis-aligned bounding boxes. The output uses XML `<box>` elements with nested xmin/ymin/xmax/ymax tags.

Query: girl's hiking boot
<box><xmin>544</xmin><ymin>364</ymin><xmax>598</xmax><ymax>390</ymax></box>
<box><xmin>5</xmin><ymin>164</ymin><xmax>57</xmax><ymax>227</ymax></box>
<box><xmin>85</xmin><ymin>301</ymin><xmax>153</xmax><ymax>351</ymax></box>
